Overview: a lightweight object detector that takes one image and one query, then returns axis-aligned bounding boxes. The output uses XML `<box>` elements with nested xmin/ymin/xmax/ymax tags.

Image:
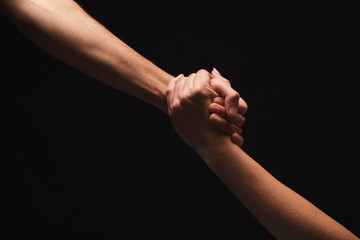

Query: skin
<box><xmin>166</xmin><ymin>70</ymin><xmax>359</xmax><ymax>240</ymax></box>
<box><xmin>0</xmin><ymin>0</ymin><xmax>247</xmax><ymax>145</ymax></box>
<box><xmin>0</xmin><ymin>0</ymin><xmax>172</xmax><ymax>113</ymax></box>
<box><xmin>209</xmin><ymin>69</ymin><xmax>248</xmax><ymax>147</ymax></box>
<box><xmin>2</xmin><ymin>1</ymin><xmax>358</xmax><ymax>238</ymax></box>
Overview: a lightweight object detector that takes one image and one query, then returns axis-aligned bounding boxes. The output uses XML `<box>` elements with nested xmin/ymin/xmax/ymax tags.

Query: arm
<box><xmin>0</xmin><ymin>0</ymin><xmax>247</xmax><ymax>140</ymax></box>
<box><xmin>167</xmin><ymin>71</ymin><xmax>359</xmax><ymax>240</ymax></box>
<box><xmin>199</xmin><ymin>143</ymin><xmax>358</xmax><ymax>240</ymax></box>
<box><xmin>0</xmin><ymin>0</ymin><xmax>172</xmax><ymax>112</ymax></box>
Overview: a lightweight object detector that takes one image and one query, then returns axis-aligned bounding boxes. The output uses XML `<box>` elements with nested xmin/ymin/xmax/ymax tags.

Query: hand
<box><xmin>208</xmin><ymin>68</ymin><xmax>248</xmax><ymax>147</ymax></box>
<box><xmin>166</xmin><ymin>69</ymin><xmax>233</xmax><ymax>153</ymax></box>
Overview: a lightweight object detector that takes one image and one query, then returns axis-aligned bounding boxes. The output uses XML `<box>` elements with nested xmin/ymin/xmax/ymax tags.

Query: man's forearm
<box><xmin>198</xmin><ymin>141</ymin><xmax>358</xmax><ymax>240</ymax></box>
<box><xmin>1</xmin><ymin>0</ymin><xmax>173</xmax><ymax>112</ymax></box>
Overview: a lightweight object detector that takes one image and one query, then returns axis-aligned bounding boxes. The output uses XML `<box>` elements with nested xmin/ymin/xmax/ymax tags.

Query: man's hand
<box><xmin>208</xmin><ymin>68</ymin><xmax>248</xmax><ymax>147</ymax></box>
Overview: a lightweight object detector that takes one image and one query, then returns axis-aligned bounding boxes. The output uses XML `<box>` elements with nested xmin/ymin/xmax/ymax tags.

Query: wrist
<box><xmin>158</xmin><ymin>73</ymin><xmax>173</xmax><ymax>114</ymax></box>
<box><xmin>146</xmin><ymin>70</ymin><xmax>173</xmax><ymax>114</ymax></box>
<box><xmin>195</xmin><ymin>135</ymin><xmax>234</xmax><ymax>162</ymax></box>
<box><xmin>196</xmin><ymin>136</ymin><xmax>247</xmax><ymax>173</ymax></box>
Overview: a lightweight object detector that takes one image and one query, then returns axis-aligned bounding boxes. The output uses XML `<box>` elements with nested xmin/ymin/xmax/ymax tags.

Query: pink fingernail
<box><xmin>213</xmin><ymin>67</ymin><xmax>221</xmax><ymax>76</ymax></box>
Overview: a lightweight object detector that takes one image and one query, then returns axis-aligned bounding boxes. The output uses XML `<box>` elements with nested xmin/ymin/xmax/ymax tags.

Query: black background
<box><xmin>2</xmin><ymin>1</ymin><xmax>359</xmax><ymax>239</ymax></box>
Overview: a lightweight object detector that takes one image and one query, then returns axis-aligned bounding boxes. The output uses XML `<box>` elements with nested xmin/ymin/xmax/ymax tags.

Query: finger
<box><xmin>212</xmin><ymin>69</ymin><xmax>248</xmax><ymax>115</ymax></box>
<box><xmin>209</xmin><ymin>113</ymin><xmax>243</xmax><ymax>136</ymax></box>
<box><xmin>231</xmin><ymin>132</ymin><xmax>244</xmax><ymax>147</ymax></box>
<box><xmin>193</xmin><ymin>69</ymin><xmax>211</xmax><ymax>88</ymax></box>
<box><xmin>212</xmin><ymin>97</ymin><xmax>225</xmax><ymax>106</ymax></box>
<box><xmin>212</xmin><ymin>67</ymin><xmax>222</xmax><ymax>78</ymax></box>
<box><xmin>213</xmin><ymin>97</ymin><xmax>247</xmax><ymax>116</ymax></box>
<box><xmin>193</xmin><ymin>69</ymin><xmax>217</xmax><ymax>98</ymax></box>
<box><xmin>208</xmin><ymin>103</ymin><xmax>245</xmax><ymax>127</ymax></box>
<box><xmin>210</xmin><ymin>77</ymin><xmax>240</xmax><ymax>118</ymax></box>
<box><xmin>238</xmin><ymin>97</ymin><xmax>248</xmax><ymax>115</ymax></box>
<box><xmin>208</xmin><ymin>102</ymin><xmax>226</xmax><ymax>117</ymax></box>
<box><xmin>211</xmin><ymin>69</ymin><xmax>240</xmax><ymax>116</ymax></box>
<box><xmin>166</xmin><ymin>74</ymin><xmax>183</xmax><ymax>112</ymax></box>
<box><xmin>211</xmin><ymin>68</ymin><xmax>231</xmax><ymax>86</ymax></box>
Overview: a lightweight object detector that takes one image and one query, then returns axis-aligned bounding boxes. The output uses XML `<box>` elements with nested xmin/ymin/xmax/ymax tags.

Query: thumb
<box><xmin>211</xmin><ymin>67</ymin><xmax>222</xmax><ymax>78</ymax></box>
<box><xmin>211</xmin><ymin>68</ymin><xmax>231</xmax><ymax>87</ymax></box>
<box><xmin>210</xmin><ymin>77</ymin><xmax>240</xmax><ymax>118</ymax></box>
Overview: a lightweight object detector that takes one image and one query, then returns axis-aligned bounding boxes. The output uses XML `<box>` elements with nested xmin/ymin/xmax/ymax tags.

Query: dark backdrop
<box><xmin>2</xmin><ymin>1</ymin><xmax>359</xmax><ymax>239</ymax></box>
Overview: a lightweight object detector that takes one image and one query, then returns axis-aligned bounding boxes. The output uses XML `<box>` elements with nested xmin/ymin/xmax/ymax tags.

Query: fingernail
<box><xmin>213</xmin><ymin>67</ymin><xmax>221</xmax><ymax>76</ymax></box>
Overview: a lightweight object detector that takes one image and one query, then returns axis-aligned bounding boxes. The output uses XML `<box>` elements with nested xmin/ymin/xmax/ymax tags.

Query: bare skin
<box><xmin>0</xmin><ymin>0</ymin><xmax>172</xmax><ymax>112</ymax></box>
<box><xmin>166</xmin><ymin>70</ymin><xmax>359</xmax><ymax>240</ymax></box>
<box><xmin>0</xmin><ymin>0</ymin><xmax>247</xmax><ymax>143</ymax></box>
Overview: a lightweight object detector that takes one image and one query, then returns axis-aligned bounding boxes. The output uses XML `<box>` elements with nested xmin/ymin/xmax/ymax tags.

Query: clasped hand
<box><xmin>166</xmin><ymin>69</ymin><xmax>247</xmax><ymax>152</ymax></box>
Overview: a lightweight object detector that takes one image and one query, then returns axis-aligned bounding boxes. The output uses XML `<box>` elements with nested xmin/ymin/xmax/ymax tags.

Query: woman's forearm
<box><xmin>1</xmin><ymin>0</ymin><xmax>173</xmax><ymax>113</ymax></box>
<box><xmin>198</xmin><ymin>141</ymin><xmax>358</xmax><ymax>240</ymax></box>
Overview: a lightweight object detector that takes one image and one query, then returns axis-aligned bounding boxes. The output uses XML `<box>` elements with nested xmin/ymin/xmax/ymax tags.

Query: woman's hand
<box><xmin>208</xmin><ymin>68</ymin><xmax>248</xmax><ymax>147</ymax></box>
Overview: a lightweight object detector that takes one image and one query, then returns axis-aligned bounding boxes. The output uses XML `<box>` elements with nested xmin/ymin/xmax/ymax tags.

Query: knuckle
<box><xmin>188</xmin><ymin>73</ymin><xmax>196</xmax><ymax>78</ymax></box>
<box><xmin>230</xmin><ymin>91</ymin><xmax>240</xmax><ymax>100</ymax></box>
<box><xmin>197</xmin><ymin>69</ymin><xmax>209</xmax><ymax>75</ymax></box>
<box><xmin>165</xmin><ymin>88</ymin><xmax>172</xmax><ymax>97</ymax></box>
<box><xmin>223</xmin><ymin>78</ymin><xmax>231</xmax><ymax>85</ymax></box>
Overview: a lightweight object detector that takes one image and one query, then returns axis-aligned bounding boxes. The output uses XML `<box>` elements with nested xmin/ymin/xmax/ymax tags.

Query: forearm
<box><xmin>0</xmin><ymin>0</ymin><xmax>173</xmax><ymax>112</ymax></box>
<box><xmin>198</xmin><ymin>141</ymin><xmax>358</xmax><ymax>240</ymax></box>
